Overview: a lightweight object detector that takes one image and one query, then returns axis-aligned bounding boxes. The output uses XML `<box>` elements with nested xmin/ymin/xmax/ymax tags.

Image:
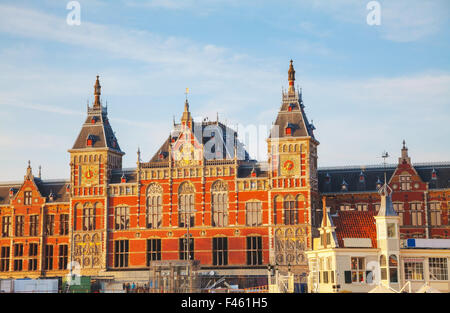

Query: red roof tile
<box><xmin>332</xmin><ymin>211</ymin><xmax>377</xmax><ymax>248</ymax></box>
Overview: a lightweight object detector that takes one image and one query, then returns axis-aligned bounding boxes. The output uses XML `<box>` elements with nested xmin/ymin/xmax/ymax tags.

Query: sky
<box><xmin>0</xmin><ymin>0</ymin><xmax>449</xmax><ymax>181</ymax></box>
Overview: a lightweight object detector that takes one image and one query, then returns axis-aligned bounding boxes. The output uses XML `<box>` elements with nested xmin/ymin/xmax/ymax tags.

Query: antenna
<box><xmin>381</xmin><ymin>151</ymin><xmax>390</xmax><ymax>194</ymax></box>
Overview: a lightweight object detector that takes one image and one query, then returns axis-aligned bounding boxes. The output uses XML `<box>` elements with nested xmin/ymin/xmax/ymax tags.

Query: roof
<box><xmin>71</xmin><ymin>106</ymin><xmax>123</xmax><ymax>153</ymax></box>
<box><xmin>110</xmin><ymin>169</ymin><xmax>138</xmax><ymax>184</ymax></box>
<box><xmin>331</xmin><ymin>211</ymin><xmax>377</xmax><ymax>248</ymax></box>
<box><xmin>269</xmin><ymin>91</ymin><xmax>316</xmax><ymax>140</ymax></box>
<box><xmin>318</xmin><ymin>162</ymin><xmax>450</xmax><ymax>193</ymax></box>
<box><xmin>0</xmin><ymin>179</ymin><xmax>70</xmax><ymax>205</ymax></box>
<box><xmin>377</xmin><ymin>191</ymin><xmax>397</xmax><ymax>217</ymax></box>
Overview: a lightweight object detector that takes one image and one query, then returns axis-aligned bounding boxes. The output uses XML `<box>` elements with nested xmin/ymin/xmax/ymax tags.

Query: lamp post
<box><xmin>184</xmin><ymin>205</ymin><xmax>196</xmax><ymax>292</ymax></box>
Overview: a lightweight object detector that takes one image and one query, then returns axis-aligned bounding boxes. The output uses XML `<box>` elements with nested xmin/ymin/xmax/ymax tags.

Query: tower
<box><xmin>267</xmin><ymin>60</ymin><xmax>320</xmax><ymax>278</ymax></box>
<box><xmin>68</xmin><ymin>76</ymin><xmax>124</xmax><ymax>274</ymax></box>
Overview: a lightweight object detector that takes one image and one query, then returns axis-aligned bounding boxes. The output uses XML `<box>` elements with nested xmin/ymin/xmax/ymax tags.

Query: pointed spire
<box><xmin>288</xmin><ymin>59</ymin><xmax>295</xmax><ymax>94</ymax></box>
<box><xmin>322</xmin><ymin>196</ymin><xmax>328</xmax><ymax>227</ymax></box>
<box><xmin>25</xmin><ymin>160</ymin><xmax>33</xmax><ymax>180</ymax></box>
<box><xmin>399</xmin><ymin>139</ymin><xmax>411</xmax><ymax>164</ymax></box>
<box><xmin>94</xmin><ymin>75</ymin><xmax>101</xmax><ymax>108</ymax></box>
<box><xmin>377</xmin><ymin>182</ymin><xmax>397</xmax><ymax>217</ymax></box>
<box><xmin>181</xmin><ymin>97</ymin><xmax>193</xmax><ymax>127</ymax></box>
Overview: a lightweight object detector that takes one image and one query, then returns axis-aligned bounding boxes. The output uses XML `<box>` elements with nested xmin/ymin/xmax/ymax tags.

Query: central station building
<box><xmin>0</xmin><ymin>61</ymin><xmax>448</xmax><ymax>291</ymax></box>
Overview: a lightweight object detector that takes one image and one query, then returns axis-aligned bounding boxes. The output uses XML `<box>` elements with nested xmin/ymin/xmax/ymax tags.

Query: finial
<box><xmin>38</xmin><ymin>165</ymin><xmax>41</xmax><ymax>179</ymax></box>
<box><xmin>94</xmin><ymin>75</ymin><xmax>101</xmax><ymax>108</ymax></box>
<box><xmin>288</xmin><ymin>59</ymin><xmax>295</xmax><ymax>94</ymax></box>
<box><xmin>28</xmin><ymin>160</ymin><xmax>31</xmax><ymax>168</ymax></box>
<box><xmin>403</xmin><ymin>140</ymin><xmax>406</xmax><ymax>149</ymax></box>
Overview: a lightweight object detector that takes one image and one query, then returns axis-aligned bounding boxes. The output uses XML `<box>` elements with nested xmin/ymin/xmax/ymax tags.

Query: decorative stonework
<box><xmin>274</xmin><ymin>226</ymin><xmax>307</xmax><ymax>265</ymax></box>
<box><xmin>73</xmin><ymin>232</ymin><xmax>102</xmax><ymax>268</ymax></box>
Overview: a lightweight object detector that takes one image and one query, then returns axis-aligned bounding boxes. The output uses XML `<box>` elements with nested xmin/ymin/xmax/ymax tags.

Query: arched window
<box><xmin>146</xmin><ymin>183</ymin><xmax>163</xmax><ymax>229</ymax></box>
<box><xmin>389</xmin><ymin>255</ymin><xmax>398</xmax><ymax>283</ymax></box>
<box><xmin>284</xmin><ymin>195</ymin><xmax>297</xmax><ymax>225</ymax></box>
<box><xmin>273</xmin><ymin>195</ymin><xmax>282</xmax><ymax>225</ymax></box>
<box><xmin>179</xmin><ymin>182</ymin><xmax>195</xmax><ymax>227</ymax></box>
<box><xmin>211</xmin><ymin>180</ymin><xmax>228</xmax><ymax>227</ymax></box>
<box><xmin>246</xmin><ymin>201</ymin><xmax>262</xmax><ymax>226</ymax></box>
<box><xmin>380</xmin><ymin>255</ymin><xmax>387</xmax><ymax>280</ymax></box>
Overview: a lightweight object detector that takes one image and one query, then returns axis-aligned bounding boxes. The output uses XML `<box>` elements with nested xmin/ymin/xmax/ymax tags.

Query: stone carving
<box><xmin>147</xmin><ymin>182</ymin><xmax>163</xmax><ymax>195</ymax></box>
<box><xmin>73</xmin><ymin>231</ymin><xmax>102</xmax><ymax>268</ymax></box>
<box><xmin>274</xmin><ymin>226</ymin><xmax>307</xmax><ymax>265</ymax></box>
<box><xmin>179</xmin><ymin>181</ymin><xmax>195</xmax><ymax>194</ymax></box>
<box><xmin>211</xmin><ymin>180</ymin><xmax>228</xmax><ymax>192</ymax></box>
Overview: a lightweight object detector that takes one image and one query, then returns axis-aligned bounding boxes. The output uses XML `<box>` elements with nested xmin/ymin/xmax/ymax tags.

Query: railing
<box><xmin>140</xmin><ymin>162</ymin><xmax>170</xmax><ymax>169</ymax></box>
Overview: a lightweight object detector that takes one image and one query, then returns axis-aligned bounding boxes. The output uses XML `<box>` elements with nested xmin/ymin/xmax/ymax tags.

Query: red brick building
<box><xmin>0</xmin><ymin>61</ymin><xmax>448</xmax><ymax>291</ymax></box>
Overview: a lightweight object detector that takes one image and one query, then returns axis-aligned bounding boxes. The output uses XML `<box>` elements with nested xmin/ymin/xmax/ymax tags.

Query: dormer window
<box><xmin>325</xmin><ymin>173</ymin><xmax>331</xmax><ymax>184</ymax></box>
<box><xmin>121</xmin><ymin>174</ymin><xmax>126</xmax><ymax>183</ymax></box>
<box><xmin>288</xmin><ymin>103</ymin><xmax>295</xmax><ymax>112</ymax></box>
<box><xmin>285</xmin><ymin>123</ymin><xmax>295</xmax><ymax>135</ymax></box>
<box><xmin>359</xmin><ymin>171</ymin><xmax>365</xmax><ymax>182</ymax></box>
<box><xmin>376</xmin><ymin>177</ymin><xmax>382</xmax><ymax>190</ymax></box>
<box><xmin>431</xmin><ymin>169</ymin><xmax>437</xmax><ymax>180</ymax></box>
<box><xmin>341</xmin><ymin>179</ymin><xmax>348</xmax><ymax>191</ymax></box>
<box><xmin>91</xmin><ymin>117</ymin><xmax>96</xmax><ymax>124</ymax></box>
<box><xmin>86</xmin><ymin>134</ymin><xmax>95</xmax><ymax>147</ymax></box>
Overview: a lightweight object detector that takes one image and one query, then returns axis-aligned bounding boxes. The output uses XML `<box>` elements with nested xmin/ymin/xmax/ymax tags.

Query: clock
<box><xmin>81</xmin><ymin>165</ymin><xmax>99</xmax><ymax>186</ymax></box>
<box><xmin>279</xmin><ymin>154</ymin><xmax>300</xmax><ymax>176</ymax></box>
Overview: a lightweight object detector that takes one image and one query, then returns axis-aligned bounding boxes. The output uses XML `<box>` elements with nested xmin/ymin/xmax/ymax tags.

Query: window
<box><xmin>179</xmin><ymin>236</ymin><xmax>194</xmax><ymax>261</ymax></box>
<box><xmin>374</xmin><ymin>203</ymin><xmax>381</xmax><ymax>212</ymax></box>
<box><xmin>60</xmin><ymin>214</ymin><xmax>69</xmax><ymax>235</ymax></box>
<box><xmin>211</xmin><ymin>181</ymin><xmax>229</xmax><ymax>227</ymax></box>
<box><xmin>389</xmin><ymin>255</ymin><xmax>398</xmax><ymax>283</ymax></box>
<box><xmin>387</xmin><ymin>223</ymin><xmax>396</xmax><ymax>238</ymax></box>
<box><xmin>83</xmin><ymin>203</ymin><xmax>95</xmax><ymax>231</ymax></box>
<box><xmin>13</xmin><ymin>243</ymin><xmax>23</xmax><ymax>271</ymax></box>
<box><xmin>246</xmin><ymin>236</ymin><xmax>262</xmax><ymax>265</ymax></box>
<box><xmin>356</xmin><ymin>203</ymin><xmax>368</xmax><ymax>211</ymax></box>
<box><xmin>212</xmin><ymin>237</ymin><xmax>228</xmax><ymax>266</ymax></box>
<box><xmin>350</xmin><ymin>257</ymin><xmax>365</xmax><ymax>283</ymax></box>
<box><xmin>0</xmin><ymin>246</ymin><xmax>10</xmax><ymax>272</ymax></box>
<box><xmin>400</xmin><ymin>175</ymin><xmax>411</xmax><ymax>191</ymax></box>
<box><xmin>58</xmin><ymin>245</ymin><xmax>68</xmax><ymax>270</ymax></box>
<box><xmin>146</xmin><ymin>183</ymin><xmax>163</xmax><ymax>229</ymax></box>
<box><xmin>24</xmin><ymin>191</ymin><xmax>32</xmax><ymax>205</ymax></box>
<box><xmin>404</xmin><ymin>261</ymin><xmax>424</xmax><ymax>281</ymax></box>
<box><xmin>45</xmin><ymin>215</ymin><xmax>55</xmax><ymax>236</ymax></box>
<box><xmin>323</xmin><ymin>257</ymin><xmax>332</xmax><ymax>284</ymax></box>
<box><xmin>44</xmin><ymin>245</ymin><xmax>53</xmax><ymax>270</ymax></box>
<box><xmin>246</xmin><ymin>201</ymin><xmax>262</xmax><ymax>226</ymax></box>
<box><xmin>29</xmin><ymin>215</ymin><xmax>39</xmax><ymax>236</ymax></box>
<box><xmin>380</xmin><ymin>255</ymin><xmax>387</xmax><ymax>280</ymax></box>
<box><xmin>429</xmin><ymin>258</ymin><xmax>448</xmax><ymax>281</ymax></box>
<box><xmin>273</xmin><ymin>196</ymin><xmax>281</xmax><ymax>225</ymax></box>
<box><xmin>115</xmin><ymin>207</ymin><xmax>130</xmax><ymax>230</ymax></box>
<box><xmin>15</xmin><ymin>215</ymin><xmax>24</xmax><ymax>237</ymax></box>
<box><xmin>284</xmin><ymin>195</ymin><xmax>297</xmax><ymax>225</ymax></box>
<box><xmin>178</xmin><ymin>182</ymin><xmax>195</xmax><ymax>228</ymax></box>
<box><xmin>393</xmin><ymin>203</ymin><xmax>404</xmax><ymax>226</ymax></box>
<box><xmin>429</xmin><ymin>202</ymin><xmax>441</xmax><ymax>226</ymax></box>
<box><xmin>2</xmin><ymin>216</ymin><xmax>11</xmax><ymax>237</ymax></box>
<box><xmin>114</xmin><ymin>240</ymin><xmax>129</xmax><ymax>268</ymax></box>
<box><xmin>28</xmin><ymin>243</ymin><xmax>38</xmax><ymax>271</ymax></box>
<box><xmin>410</xmin><ymin>202</ymin><xmax>422</xmax><ymax>226</ymax></box>
<box><xmin>146</xmin><ymin>239</ymin><xmax>161</xmax><ymax>266</ymax></box>
<box><xmin>340</xmin><ymin>204</ymin><xmax>351</xmax><ymax>211</ymax></box>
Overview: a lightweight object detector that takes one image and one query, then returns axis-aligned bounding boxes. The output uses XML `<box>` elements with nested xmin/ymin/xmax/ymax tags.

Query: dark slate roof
<box><xmin>0</xmin><ymin>179</ymin><xmax>70</xmax><ymax>205</ymax></box>
<box><xmin>149</xmin><ymin>121</ymin><xmax>250</xmax><ymax>163</ymax></box>
<box><xmin>378</xmin><ymin>192</ymin><xmax>397</xmax><ymax>217</ymax></box>
<box><xmin>238</xmin><ymin>162</ymin><xmax>269</xmax><ymax>178</ymax></box>
<box><xmin>269</xmin><ymin>91</ymin><xmax>316</xmax><ymax>140</ymax></box>
<box><xmin>332</xmin><ymin>211</ymin><xmax>377</xmax><ymax>248</ymax></box>
<box><xmin>110</xmin><ymin>169</ymin><xmax>138</xmax><ymax>184</ymax></box>
<box><xmin>71</xmin><ymin>106</ymin><xmax>123</xmax><ymax>153</ymax></box>
<box><xmin>318</xmin><ymin>162</ymin><xmax>450</xmax><ymax>193</ymax></box>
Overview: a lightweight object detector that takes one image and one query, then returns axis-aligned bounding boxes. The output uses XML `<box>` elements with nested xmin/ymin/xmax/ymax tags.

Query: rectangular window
<box><xmin>44</xmin><ymin>245</ymin><xmax>53</xmax><ymax>270</ymax></box>
<box><xmin>246</xmin><ymin>202</ymin><xmax>262</xmax><ymax>226</ymax></box>
<box><xmin>246</xmin><ymin>236</ymin><xmax>262</xmax><ymax>266</ymax></box>
<box><xmin>58</xmin><ymin>245</ymin><xmax>68</xmax><ymax>270</ymax></box>
<box><xmin>60</xmin><ymin>214</ymin><xmax>69</xmax><ymax>235</ymax></box>
<box><xmin>351</xmin><ymin>257</ymin><xmax>365</xmax><ymax>283</ymax></box>
<box><xmin>356</xmin><ymin>203</ymin><xmax>367</xmax><ymax>211</ymax></box>
<box><xmin>1</xmin><ymin>216</ymin><xmax>11</xmax><ymax>237</ymax></box>
<box><xmin>179</xmin><ymin>237</ymin><xmax>194</xmax><ymax>261</ymax></box>
<box><xmin>28</xmin><ymin>243</ymin><xmax>38</xmax><ymax>271</ymax></box>
<box><xmin>24</xmin><ymin>191</ymin><xmax>32</xmax><ymax>205</ymax></box>
<box><xmin>83</xmin><ymin>206</ymin><xmax>95</xmax><ymax>231</ymax></box>
<box><xmin>400</xmin><ymin>175</ymin><xmax>411</xmax><ymax>191</ymax></box>
<box><xmin>410</xmin><ymin>202</ymin><xmax>422</xmax><ymax>226</ymax></box>
<box><xmin>429</xmin><ymin>258</ymin><xmax>448</xmax><ymax>281</ymax></box>
<box><xmin>429</xmin><ymin>203</ymin><xmax>441</xmax><ymax>226</ymax></box>
<box><xmin>29</xmin><ymin>215</ymin><xmax>39</xmax><ymax>236</ymax></box>
<box><xmin>115</xmin><ymin>207</ymin><xmax>130</xmax><ymax>230</ymax></box>
<box><xmin>404</xmin><ymin>261</ymin><xmax>424</xmax><ymax>281</ymax></box>
<box><xmin>15</xmin><ymin>215</ymin><xmax>24</xmax><ymax>237</ymax></box>
<box><xmin>393</xmin><ymin>203</ymin><xmax>404</xmax><ymax>226</ymax></box>
<box><xmin>146</xmin><ymin>239</ymin><xmax>161</xmax><ymax>266</ymax></box>
<box><xmin>340</xmin><ymin>204</ymin><xmax>351</xmax><ymax>211</ymax></box>
<box><xmin>0</xmin><ymin>246</ymin><xmax>10</xmax><ymax>272</ymax></box>
<box><xmin>45</xmin><ymin>215</ymin><xmax>55</xmax><ymax>236</ymax></box>
<box><xmin>212</xmin><ymin>237</ymin><xmax>228</xmax><ymax>266</ymax></box>
<box><xmin>114</xmin><ymin>240</ymin><xmax>129</xmax><ymax>268</ymax></box>
<box><xmin>13</xmin><ymin>243</ymin><xmax>23</xmax><ymax>271</ymax></box>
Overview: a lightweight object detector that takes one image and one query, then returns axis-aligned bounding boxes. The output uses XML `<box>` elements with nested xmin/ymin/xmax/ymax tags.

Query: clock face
<box><xmin>279</xmin><ymin>154</ymin><xmax>300</xmax><ymax>176</ymax></box>
<box><xmin>81</xmin><ymin>165</ymin><xmax>99</xmax><ymax>186</ymax></box>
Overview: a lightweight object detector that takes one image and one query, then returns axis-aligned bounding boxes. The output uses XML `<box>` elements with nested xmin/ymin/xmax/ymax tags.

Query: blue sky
<box><xmin>0</xmin><ymin>0</ymin><xmax>449</xmax><ymax>181</ymax></box>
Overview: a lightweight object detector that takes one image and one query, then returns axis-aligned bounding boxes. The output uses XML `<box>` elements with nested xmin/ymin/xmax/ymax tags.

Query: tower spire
<box><xmin>94</xmin><ymin>75</ymin><xmax>101</xmax><ymax>108</ymax></box>
<box><xmin>288</xmin><ymin>59</ymin><xmax>295</xmax><ymax>94</ymax></box>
